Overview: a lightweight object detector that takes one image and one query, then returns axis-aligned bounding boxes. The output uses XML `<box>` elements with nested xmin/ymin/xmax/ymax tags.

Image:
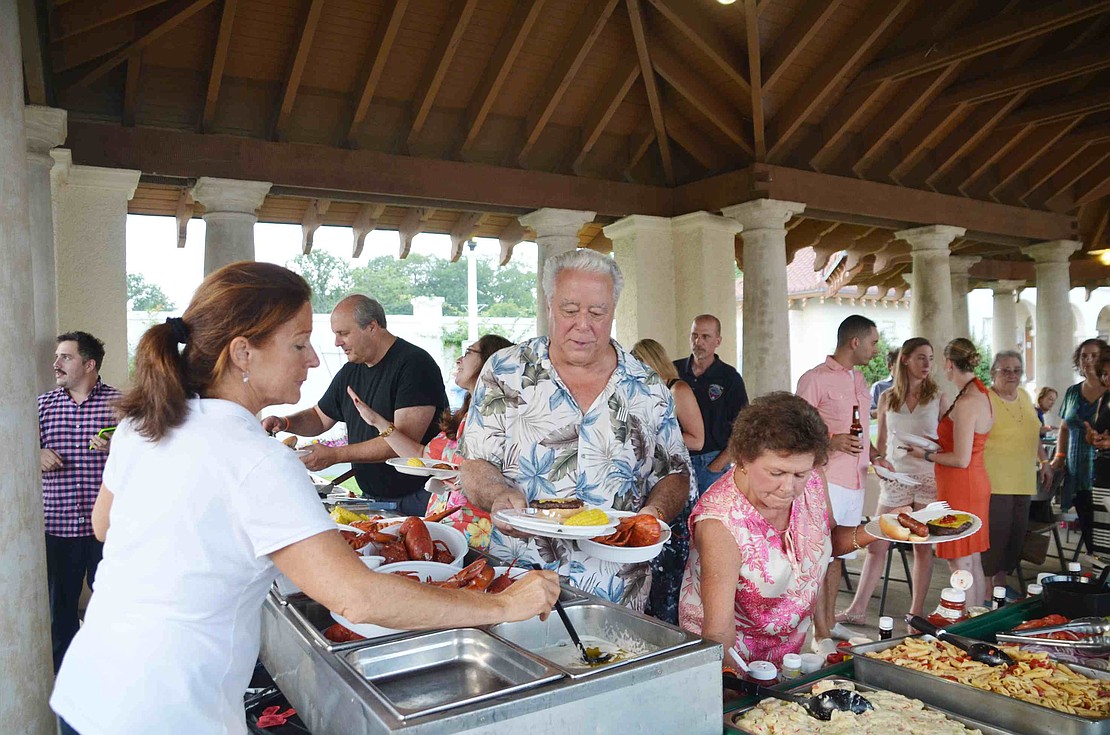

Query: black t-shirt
<box><xmin>1093</xmin><ymin>391</ymin><xmax>1110</xmax><ymax>488</ymax></box>
<box><xmin>674</xmin><ymin>354</ymin><xmax>749</xmax><ymax>456</ymax></box>
<box><xmin>318</xmin><ymin>338</ymin><xmax>448</xmax><ymax>498</ymax></box>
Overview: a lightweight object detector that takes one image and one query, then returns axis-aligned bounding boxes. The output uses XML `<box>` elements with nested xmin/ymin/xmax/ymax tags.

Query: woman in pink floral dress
<box><xmin>348</xmin><ymin>334</ymin><xmax>512</xmax><ymax>550</ymax></box>
<box><xmin>679</xmin><ymin>393</ymin><xmax>883</xmax><ymax>669</ymax></box>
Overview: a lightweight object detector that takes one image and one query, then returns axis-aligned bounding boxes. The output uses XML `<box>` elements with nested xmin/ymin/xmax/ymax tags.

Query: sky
<box><xmin>125</xmin><ymin>215</ymin><xmax>539</xmax><ymax>310</ymax></box>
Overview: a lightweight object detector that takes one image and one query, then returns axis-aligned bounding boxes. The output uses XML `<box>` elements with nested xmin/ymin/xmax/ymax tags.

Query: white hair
<box><xmin>542</xmin><ymin>249</ymin><xmax>624</xmax><ymax>305</ymax></box>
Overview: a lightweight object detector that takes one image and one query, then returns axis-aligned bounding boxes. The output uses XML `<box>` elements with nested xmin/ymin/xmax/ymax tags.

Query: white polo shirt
<box><xmin>52</xmin><ymin>398</ymin><xmax>335</xmax><ymax>735</ymax></box>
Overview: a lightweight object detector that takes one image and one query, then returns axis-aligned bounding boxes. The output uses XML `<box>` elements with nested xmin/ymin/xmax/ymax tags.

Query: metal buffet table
<box><xmin>259</xmin><ymin>574</ymin><xmax>722</xmax><ymax>734</ymax></box>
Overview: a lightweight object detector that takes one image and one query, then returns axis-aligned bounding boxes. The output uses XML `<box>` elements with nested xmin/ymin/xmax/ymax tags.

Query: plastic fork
<box><xmin>920</xmin><ymin>500</ymin><xmax>950</xmax><ymax>513</ymax></box>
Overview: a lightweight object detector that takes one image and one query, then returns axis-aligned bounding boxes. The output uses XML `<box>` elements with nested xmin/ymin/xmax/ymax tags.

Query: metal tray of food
<box><xmin>279</xmin><ymin>592</ymin><xmax>413</xmax><ymax>652</ymax></box>
<box><xmin>338</xmin><ymin>628</ymin><xmax>563</xmax><ymax>720</ymax></box>
<box><xmin>485</xmin><ymin>603</ymin><xmax>699</xmax><ymax>678</ymax></box>
<box><xmin>995</xmin><ymin>632</ymin><xmax>1110</xmax><ymax>653</ymax></box>
<box><xmin>849</xmin><ymin>636</ymin><xmax>1110</xmax><ymax>735</ymax></box>
<box><xmin>726</xmin><ymin>676</ymin><xmax>1018</xmax><ymax>735</ymax></box>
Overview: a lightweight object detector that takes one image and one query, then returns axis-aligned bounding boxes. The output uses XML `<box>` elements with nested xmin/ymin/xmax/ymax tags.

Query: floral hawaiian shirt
<box><xmin>461</xmin><ymin>336</ymin><xmax>694</xmax><ymax>609</ymax></box>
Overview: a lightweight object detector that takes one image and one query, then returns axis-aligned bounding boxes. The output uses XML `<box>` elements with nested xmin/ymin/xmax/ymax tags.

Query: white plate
<box><xmin>895</xmin><ymin>432</ymin><xmax>941</xmax><ymax>451</ymax></box>
<box><xmin>330</xmin><ymin>561</ymin><xmax>459</xmax><ymax>639</ymax></box>
<box><xmin>386</xmin><ymin>457</ymin><xmax>460</xmax><ymax>479</ymax></box>
<box><xmin>874</xmin><ymin>466</ymin><xmax>921</xmax><ymax>485</ymax></box>
<box><xmin>577</xmin><ymin>515</ymin><xmax>672</xmax><ymax>563</ymax></box>
<box><xmin>864</xmin><ymin>508</ymin><xmax>983</xmax><ymax>545</ymax></box>
<box><xmin>493</xmin><ymin>508</ymin><xmax>619</xmax><ymax>539</ymax></box>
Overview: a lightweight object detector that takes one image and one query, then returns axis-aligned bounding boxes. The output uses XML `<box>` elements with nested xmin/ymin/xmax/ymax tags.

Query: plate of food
<box><xmin>865</xmin><ymin>508</ymin><xmax>982</xmax><ymax>545</ymax></box>
<box><xmin>895</xmin><ymin>432</ymin><xmax>942</xmax><ymax>451</ymax></box>
<box><xmin>494</xmin><ymin>499</ymin><xmax>619</xmax><ymax>539</ymax></box>
<box><xmin>386</xmin><ymin>457</ymin><xmax>460</xmax><ymax>478</ymax></box>
<box><xmin>873</xmin><ymin>466</ymin><xmax>921</xmax><ymax>485</ymax></box>
<box><xmin>577</xmin><ymin>511</ymin><xmax>672</xmax><ymax>563</ymax></box>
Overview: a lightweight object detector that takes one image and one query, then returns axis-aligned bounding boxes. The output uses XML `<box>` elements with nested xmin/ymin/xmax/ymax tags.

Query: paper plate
<box><xmin>493</xmin><ymin>508</ymin><xmax>618</xmax><ymax>540</ymax></box>
<box><xmin>874</xmin><ymin>466</ymin><xmax>921</xmax><ymax>485</ymax></box>
<box><xmin>386</xmin><ymin>457</ymin><xmax>460</xmax><ymax>479</ymax></box>
<box><xmin>865</xmin><ymin>508</ymin><xmax>982</xmax><ymax>545</ymax></box>
<box><xmin>895</xmin><ymin>432</ymin><xmax>942</xmax><ymax>451</ymax></box>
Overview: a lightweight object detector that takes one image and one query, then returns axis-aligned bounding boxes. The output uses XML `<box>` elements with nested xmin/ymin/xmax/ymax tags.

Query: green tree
<box><xmin>126</xmin><ymin>273</ymin><xmax>175</xmax><ymax>311</ymax></box>
<box><xmin>861</xmin><ymin>332</ymin><xmax>895</xmax><ymax>386</ymax></box>
<box><xmin>971</xmin><ymin>334</ymin><xmax>993</xmax><ymax>385</ymax></box>
<box><xmin>286</xmin><ymin>250</ymin><xmax>353</xmax><ymax>313</ymax></box>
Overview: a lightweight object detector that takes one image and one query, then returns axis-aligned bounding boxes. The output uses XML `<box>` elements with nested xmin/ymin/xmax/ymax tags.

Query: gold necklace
<box><xmin>992</xmin><ymin>389</ymin><xmax>1025</xmax><ymax>424</ymax></box>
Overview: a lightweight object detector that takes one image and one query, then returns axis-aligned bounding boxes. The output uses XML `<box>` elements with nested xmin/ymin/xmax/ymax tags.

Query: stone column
<box><xmin>670</xmin><ymin>211</ymin><xmax>743</xmax><ymax>365</ymax></box>
<box><xmin>894</xmin><ymin>225</ymin><xmax>964</xmax><ymax>357</ymax></box>
<box><xmin>24</xmin><ymin>106</ymin><xmax>67</xmax><ymax>394</ymax></box>
<box><xmin>604</xmin><ymin>215</ymin><xmax>678</xmax><ymax>355</ymax></box>
<box><xmin>1028</xmin><ymin>240</ymin><xmax>1081</xmax><ymax>416</ymax></box>
<box><xmin>721</xmin><ymin>199</ymin><xmax>805</xmax><ymax>397</ymax></box>
<box><xmin>189</xmin><ymin>177</ymin><xmax>272</xmax><ymax>275</ymax></box>
<box><xmin>990</xmin><ymin>280</ymin><xmax>1024</xmax><ymax>357</ymax></box>
<box><xmin>53</xmin><ymin>156</ymin><xmax>140</xmax><ymax>388</ymax></box>
<box><xmin>948</xmin><ymin>255</ymin><xmax>980</xmax><ymax>340</ymax></box>
<box><xmin>519</xmin><ymin>207</ymin><xmax>595</xmax><ymax>337</ymax></box>
<box><xmin>0</xmin><ymin>0</ymin><xmax>56</xmax><ymax>730</ymax></box>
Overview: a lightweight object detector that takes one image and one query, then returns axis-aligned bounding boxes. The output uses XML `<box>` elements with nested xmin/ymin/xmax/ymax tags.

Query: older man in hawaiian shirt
<box><xmin>460</xmin><ymin>249</ymin><xmax>694</xmax><ymax>610</ymax></box>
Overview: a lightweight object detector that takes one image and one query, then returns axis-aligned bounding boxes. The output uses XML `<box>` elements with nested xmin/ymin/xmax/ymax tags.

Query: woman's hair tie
<box><xmin>165</xmin><ymin>317</ymin><xmax>190</xmax><ymax>345</ymax></box>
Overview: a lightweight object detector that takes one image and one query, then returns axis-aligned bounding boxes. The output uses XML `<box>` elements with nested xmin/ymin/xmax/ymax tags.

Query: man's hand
<box><xmin>829</xmin><ymin>433</ymin><xmax>863</xmax><ymax>455</ymax></box>
<box><xmin>88</xmin><ymin>434</ymin><xmax>111</xmax><ymax>453</ymax></box>
<box><xmin>261</xmin><ymin>416</ymin><xmax>286</xmax><ymax>436</ymax></box>
<box><xmin>490</xmin><ymin>488</ymin><xmax>533</xmax><ymax>539</ymax></box>
<box><xmin>41</xmin><ymin>448</ymin><xmax>63</xmax><ymax>472</ymax></box>
<box><xmin>299</xmin><ymin>443</ymin><xmax>337</xmax><ymax>472</ymax></box>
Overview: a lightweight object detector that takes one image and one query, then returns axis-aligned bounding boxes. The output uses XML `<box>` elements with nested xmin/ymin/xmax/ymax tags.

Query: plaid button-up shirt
<box><xmin>38</xmin><ymin>379</ymin><xmax>122</xmax><ymax>537</ymax></box>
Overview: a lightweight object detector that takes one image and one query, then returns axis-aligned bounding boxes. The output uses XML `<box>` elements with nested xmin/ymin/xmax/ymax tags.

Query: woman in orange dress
<box><xmin>903</xmin><ymin>338</ymin><xmax>994</xmax><ymax>608</ymax></box>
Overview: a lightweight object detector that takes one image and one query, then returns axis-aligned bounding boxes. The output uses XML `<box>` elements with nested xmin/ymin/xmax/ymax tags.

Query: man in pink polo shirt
<box><xmin>797</xmin><ymin>315</ymin><xmax>893</xmax><ymax>654</ymax></box>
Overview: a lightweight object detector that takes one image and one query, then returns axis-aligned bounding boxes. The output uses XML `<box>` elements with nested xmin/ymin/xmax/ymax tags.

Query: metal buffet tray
<box><xmin>995</xmin><ymin>631</ymin><xmax>1110</xmax><ymax>653</ymax></box>
<box><xmin>849</xmin><ymin>637</ymin><xmax>1110</xmax><ymax>735</ymax></box>
<box><xmin>486</xmin><ymin>602</ymin><xmax>698</xmax><ymax>678</ymax></box>
<box><xmin>726</xmin><ymin>676</ymin><xmax>1018</xmax><ymax>735</ymax></box>
<box><xmin>338</xmin><ymin>628</ymin><xmax>563</xmax><ymax>720</ymax></box>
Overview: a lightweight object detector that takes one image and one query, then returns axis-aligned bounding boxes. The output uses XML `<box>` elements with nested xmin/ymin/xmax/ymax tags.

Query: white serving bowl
<box><xmin>576</xmin><ymin>516</ymin><xmax>671</xmax><ymax>564</ymax></box>
<box><xmin>363</xmin><ymin>519</ymin><xmax>468</xmax><ymax>567</ymax></box>
<box><xmin>330</xmin><ymin>561</ymin><xmax>460</xmax><ymax>639</ymax></box>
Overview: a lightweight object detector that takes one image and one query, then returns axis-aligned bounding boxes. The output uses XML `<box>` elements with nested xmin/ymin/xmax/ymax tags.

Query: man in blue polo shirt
<box><xmin>674</xmin><ymin>314</ymin><xmax>749</xmax><ymax>496</ymax></box>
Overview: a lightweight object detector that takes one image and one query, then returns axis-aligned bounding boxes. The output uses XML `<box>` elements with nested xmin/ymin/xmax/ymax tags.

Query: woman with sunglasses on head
<box><xmin>346</xmin><ymin>334</ymin><xmax>512</xmax><ymax>551</ymax></box>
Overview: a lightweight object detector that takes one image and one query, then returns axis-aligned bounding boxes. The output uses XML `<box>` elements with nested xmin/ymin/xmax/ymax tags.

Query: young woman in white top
<box><xmin>836</xmin><ymin>338</ymin><xmax>949</xmax><ymax>629</ymax></box>
<box><xmin>50</xmin><ymin>262</ymin><xmax>559</xmax><ymax>735</ymax></box>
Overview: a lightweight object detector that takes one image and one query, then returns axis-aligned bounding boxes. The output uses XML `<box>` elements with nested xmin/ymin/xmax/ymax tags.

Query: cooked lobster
<box><xmin>594</xmin><ymin>514</ymin><xmax>662</xmax><ymax>547</ymax></box>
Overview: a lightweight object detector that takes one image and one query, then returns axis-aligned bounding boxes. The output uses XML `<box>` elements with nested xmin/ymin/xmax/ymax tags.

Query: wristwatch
<box><xmin>924</xmin><ymin>449</ymin><xmax>935</xmax><ymax>462</ymax></box>
<box><xmin>379</xmin><ymin>423</ymin><xmax>396</xmax><ymax>438</ymax></box>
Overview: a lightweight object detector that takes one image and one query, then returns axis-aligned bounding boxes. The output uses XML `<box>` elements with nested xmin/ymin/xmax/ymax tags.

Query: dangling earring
<box><xmin>242</xmin><ymin>371</ymin><xmax>250</xmax><ymax>383</ymax></box>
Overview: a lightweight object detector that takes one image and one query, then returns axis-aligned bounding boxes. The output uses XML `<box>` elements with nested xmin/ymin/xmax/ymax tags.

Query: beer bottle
<box><xmin>850</xmin><ymin>405</ymin><xmax>863</xmax><ymax>437</ymax></box>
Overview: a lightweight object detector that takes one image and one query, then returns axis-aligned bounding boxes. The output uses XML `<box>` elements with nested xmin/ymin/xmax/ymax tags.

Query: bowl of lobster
<box><xmin>338</xmin><ymin>513</ymin><xmax>468</xmax><ymax>567</ymax></box>
<box><xmin>576</xmin><ymin>511</ymin><xmax>671</xmax><ymax>564</ymax></box>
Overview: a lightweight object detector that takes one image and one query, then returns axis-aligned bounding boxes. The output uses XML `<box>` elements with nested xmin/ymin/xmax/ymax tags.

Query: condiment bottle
<box><xmin>927</xmin><ymin>587</ymin><xmax>968</xmax><ymax>628</ymax></box>
<box><xmin>1067</xmin><ymin>561</ymin><xmax>1082</xmax><ymax>577</ymax></box>
<box><xmin>745</xmin><ymin>660</ymin><xmax>779</xmax><ymax>693</ymax></box>
<box><xmin>991</xmin><ymin>586</ymin><xmax>1007</xmax><ymax>610</ymax></box>
<box><xmin>1026</xmin><ymin>583</ymin><xmax>1043</xmax><ymax>598</ymax></box>
<box><xmin>878</xmin><ymin>616</ymin><xmax>894</xmax><ymax>640</ymax></box>
<box><xmin>850</xmin><ymin>405</ymin><xmax>863</xmax><ymax>438</ymax></box>
<box><xmin>780</xmin><ymin>653</ymin><xmax>802</xmax><ymax>680</ymax></box>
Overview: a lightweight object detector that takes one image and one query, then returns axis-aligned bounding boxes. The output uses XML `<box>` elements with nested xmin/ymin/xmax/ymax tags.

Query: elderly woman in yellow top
<box><xmin>981</xmin><ymin>350</ymin><xmax>1049</xmax><ymax>597</ymax></box>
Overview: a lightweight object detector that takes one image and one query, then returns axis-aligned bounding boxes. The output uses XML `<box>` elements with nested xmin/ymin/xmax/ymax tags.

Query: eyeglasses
<box><xmin>462</xmin><ymin>348</ymin><xmax>480</xmax><ymax>357</ymax></box>
<box><xmin>993</xmin><ymin>368</ymin><xmax>1023</xmax><ymax>376</ymax></box>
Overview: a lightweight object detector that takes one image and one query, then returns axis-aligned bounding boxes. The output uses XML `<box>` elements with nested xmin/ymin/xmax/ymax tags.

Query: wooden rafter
<box><xmin>999</xmin><ymin>87</ymin><xmax>1110</xmax><ymax>129</ymax></box>
<box><xmin>201</xmin><ymin>0</ymin><xmax>237</xmax><ymax>133</ymax></box>
<box><xmin>573</xmin><ymin>56</ymin><xmax>640</xmax><ymax>174</ymax></box>
<box><xmin>18</xmin><ymin>0</ymin><xmax>48</xmax><ymax>104</ymax></box>
<box><xmin>1012</xmin><ymin>124</ymin><xmax>1110</xmax><ymax>202</ymax></box>
<box><xmin>644</xmin><ymin>0</ymin><xmax>750</xmax><ymax>99</ymax></box>
<box><xmin>808</xmin><ymin>81</ymin><xmax>892</xmax><ymax>172</ymax></box>
<box><xmin>651</xmin><ymin>44</ymin><xmax>751</xmax><ymax>155</ymax></box>
<box><xmin>933</xmin><ymin>47</ymin><xmax>1110</xmax><ymax>109</ymax></box>
<box><xmin>785</xmin><ymin>219</ymin><xmax>839</xmax><ymax>261</ymax></box>
<box><xmin>744</xmin><ymin>0</ymin><xmax>764</xmax><ymax>160</ymax></box>
<box><xmin>766</xmin><ymin>0</ymin><xmax>913</xmax><ymax>162</ymax></box>
<box><xmin>69</xmin><ymin>0</ymin><xmax>218</xmax><ymax>89</ymax></box>
<box><xmin>122</xmin><ymin>50</ymin><xmax>141</xmax><ymax>126</ymax></box>
<box><xmin>460</xmin><ymin>0</ymin><xmax>545</xmax><ymax>157</ymax></box>
<box><xmin>920</xmin><ymin>93</ymin><xmax>1029</xmax><ymax>189</ymax></box>
<box><xmin>886</xmin><ymin>103</ymin><xmax>973</xmax><ymax>184</ymax></box>
<box><xmin>850</xmin><ymin>0</ymin><xmax>1110</xmax><ymax>89</ymax></box>
<box><xmin>762</xmin><ymin>0</ymin><xmax>842</xmax><ymax>93</ymax></box>
<box><xmin>626</xmin><ymin>0</ymin><xmax>673</xmax><ymax>185</ymax></box>
<box><xmin>51</xmin><ymin>17</ymin><xmax>136</xmax><ymax>73</ymax></box>
<box><xmin>52</xmin><ymin>0</ymin><xmax>170</xmax><ymax>41</ymax></box>
<box><xmin>666</xmin><ymin>111</ymin><xmax>716</xmax><ymax>170</ymax></box>
<box><xmin>518</xmin><ymin>0</ymin><xmax>621</xmax><ymax>166</ymax></box>
<box><xmin>1074</xmin><ymin>161</ymin><xmax>1110</xmax><ymax>209</ymax></box>
<box><xmin>273</xmin><ymin>0</ymin><xmax>326</xmax><ymax>141</ymax></box>
<box><xmin>626</xmin><ymin>126</ymin><xmax>656</xmax><ymax>177</ymax></box>
<box><xmin>1035</xmin><ymin>144</ymin><xmax>1110</xmax><ymax>209</ymax></box>
<box><xmin>407</xmin><ymin>0</ymin><xmax>480</xmax><ymax>151</ymax></box>
<box><xmin>955</xmin><ymin>123</ymin><xmax>1036</xmax><ymax>195</ymax></box>
<box><xmin>1091</xmin><ymin>204</ymin><xmax>1110</xmax><ymax>248</ymax></box>
<box><xmin>986</xmin><ymin>119</ymin><xmax>1084</xmax><ymax>200</ymax></box>
<box><xmin>346</xmin><ymin>0</ymin><xmax>408</xmax><ymax>147</ymax></box>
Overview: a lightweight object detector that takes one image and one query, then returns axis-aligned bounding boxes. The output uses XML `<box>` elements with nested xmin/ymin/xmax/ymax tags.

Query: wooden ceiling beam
<box><xmin>762</xmin><ymin>0</ymin><xmax>842</xmax><ymax>93</ymax></box>
<box><xmin>785</xmin><ymin>218</ymin><xmax>840</xmax><ymax>260</ymax></box>
<box><xmin>345</xmin><ymin>0</ymin><xmax>408</xmax><ymax>147</ymax></box>
<box><xmin>273</xmin><ymin>0</ymin><xmax>326</xmax><ymax>141</ymax></box>
<box><xmin>459</xmin><ymin>0</ymin><xmax>545</xmax><ymax>157</ymax></box>
<box><xmin>954</xmin><ymin>122</ymin><xmax>1035</xmax><ymax>196</ymax></box>
<box><xmin>626</xmin><ymin>0</ymin><xmax>673</xmax><ymax>185</ymax></box>
<box><xmin>644</xmin><ymin>0</ymin><xmax>750</xmax><ymax>99</ymax></box>
<box><xmin>652</xmin><ymin>43</ymin><xmax>751</xmax><ymax>155</ymax></box>
<box><xmin>1090</xmin><ymin>204</ymin><xmax>1110</xmax><ymax>248</ymax></box>
<box><xmin>407</xmin><ymin>0</ymin><xmax>480</xmax><ymax>151</ymax></box>
<box><xmin>572</xmin><ymin>56</ymin><xmax>640</xmax><ymax>174</ymax></box>
<box><xmin>626</xmin><ymin>127</ymin><xmax>656</xmax><ymax>177</ymax></box>
<box><xmin>985</xmin><ymin>117</ymin><xmax>1084</xmax><ymax>200</ymax></box>
<box><xmin>744</xmin><ymin>0</ymin><xmax>764</xmax><ymax>160</ymax></box>
<box><xmin>998</xmin><ymin>87</ymin><xmax>1110</xmax><ymax>130</ymax></box>
<box><xmin>886</xmin><ymin>103</ymin><xmax>973</xmax><ymax>184</ymax></box>
<box><xmin>1073</xmin><ymin>161</ymin><xmax>1110</xmax><ymax>209</ymax></box>
<box><xmin>808</xmin><ymin>81</ymin><xmax>891</xmax><ymax>172</ymax></box>
<box><xmin>934</xmin><ymin>47</ymin><xmax>1110</xmax><ymax>109</ymax></box>
<box><xmin>50</xmin><ymin>17</ymin><xmax>135</xmax><ymax>73</ymax></box>
<box><xmin>920</xmin><ymin>93</ymin><xmax>1028</xmax><ymax>189</ymax></box>
<box><xmin>665</xmin><ymin>111</ymin><xmax>717</xmax><ymax>170</ymax></box>
<box><xmin>200</xmin><ymin>0</ymin><xmax>237</xmax><ymax>133</ymax></box>
<box><xmin>19</xmin><ymin>0</ymin><xmax>48</xmax><ymax>104</ymax></box>
<box><xmin>766</xmin><ymin>0</ymin><xmax>914</xmax><ymax>162</ymax></box>
<box><xmin>1038</xmin><ymin>145</ymin><xmax>1110</xmax><ymax>210</ymax></box>
<box><xmin>122</xmin><ymin>50</ymin><xmax>142</xmax><ymax>126</ymax></box>
<box><xmin>1012</xmin><ymin>124</ymin><xmax>1110</xmax><ymax>203</ymax></box>
<box><xmin>518</xmin><ymin>0</ymin><xmax>621</xmax><ymax>166</ymax></box>
<box><xmin>52</xmin><ymin>0</ymin><xmax>170</xmax><ymax>41</ymax></box>
<box><xmin>68</xmin><ymin>0</ymin><xmax>218</xmax><ymax>89</ymax></box>
<box><xmin>850</xmin><ymin>0</ymin><xmax>1110</xmax><ymax>89</ymax></box>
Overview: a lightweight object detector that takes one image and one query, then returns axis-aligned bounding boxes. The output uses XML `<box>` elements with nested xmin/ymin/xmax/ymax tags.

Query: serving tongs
<box><xmin>1004</xmin><ymin>617</ymin><xmax>1110</xmax><ymax>638</ymax></box>
<box><xmin>722</xmin><ymin>675</ymin><xmax>874</xmax><ymax>721</ymax></box>
<box><xmin>907</xmin><ymin>615</ymin><xmax>1015</xmax><ymax>666</ymax></box>
<box><xmin>995</xmin><ymin>616</ymin><xmax>1110</xmax><ymax>651</ymax></box>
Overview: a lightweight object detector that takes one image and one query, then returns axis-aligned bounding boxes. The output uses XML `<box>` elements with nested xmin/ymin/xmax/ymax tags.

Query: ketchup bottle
<box><xmin>927</xmin><ymin>587</ymin><xmax>968</xmax><ymax>628</ymax></box>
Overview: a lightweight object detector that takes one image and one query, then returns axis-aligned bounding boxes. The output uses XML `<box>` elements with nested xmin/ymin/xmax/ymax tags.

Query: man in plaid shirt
<box><xmin>38</xmin><ymin>331</ymin><xmax>121</xmax><ymax>671</ymax></box>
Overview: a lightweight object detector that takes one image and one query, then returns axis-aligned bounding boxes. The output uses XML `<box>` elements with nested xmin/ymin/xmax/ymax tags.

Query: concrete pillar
<box><xmin>670</xmin><ymin>211</ymin><xmax>743</xmax><ymax>365</ymax></box>
<box><xmin>990</xmin><ymin>280</ymin><xmax>1024</xmax><ymax>357</ymax></box>
<box><xmin>0</xmin><ymin>0</ymin><xmax>57</xmax><ymax>729</ymax></box>
<box><xmin>895</xmin><ymin>225</ymin><xmax>964</xmax><ymax>357</ymax></box>
<box><xmin>519</xmin><ymin>207</ymin><xmax>595</xmax><ymax>337</ymax></box>
<box><xmin>721</xmin><ymin>199</ymin><xmax>805</xmax><ymax>398</ymax></box>
<box><xmin>52</xmin><ymin>154</ymin><xmax>140</xmax><ymax>388</ymax></box>
<box><xmin>24</xmin><ymin>106</ymin><xmax>66</xmax><ymax>394</ymax></box>
<box><xmin>948</xmin><ymin>255</ymin><xmax>980</xmax><ymax>340</ymax></box>
<box><xmin>1028</xmin><ymin>240</ymin><xmax>1082</xmax><ymax>417</ymax></box>
<box><xmin>189</xmin><ymin>177</ymin><xmax>271</xmax><ymax>275</ymax></box>
<box><xmin>605</xmin><ymin>215</ymin><xmax>678</xmax><ymax>355</ymax></box>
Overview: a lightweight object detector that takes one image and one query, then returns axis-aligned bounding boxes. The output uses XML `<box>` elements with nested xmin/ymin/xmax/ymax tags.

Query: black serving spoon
<box><xmin>528</xmin><ymin>563</ymin><xmax>612</xmax><ymax>665</ymax></box>
<box><xmin>722</xmin><ymin>675</ymin><xmax>874</xmax><ymax>721</ymax></box>
<box><xmin>907</xmin><ymin>615</ymin><xmax>1014</xmax><ymax>667</ymax></box>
